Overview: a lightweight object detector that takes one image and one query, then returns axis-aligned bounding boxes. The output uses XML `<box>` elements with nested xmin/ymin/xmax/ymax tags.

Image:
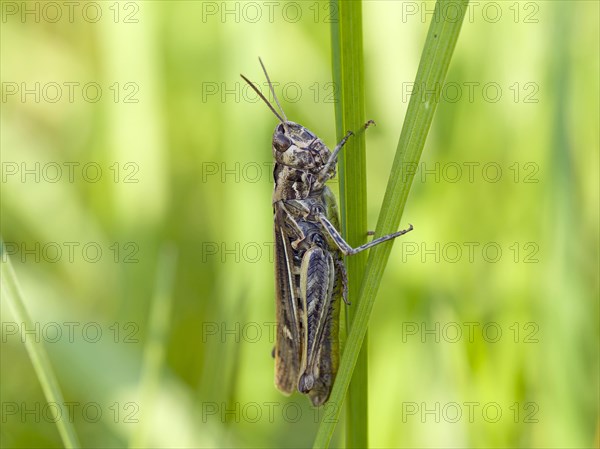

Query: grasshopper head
<box><xmin>240</xmin><ymin>60</ymin><xmax>335</xmax><ymax>180</ymax></box>
<box><xmin>272</xmin><ymin>121</ymin><xmax>333</xmax><ymax>174</ymax></box>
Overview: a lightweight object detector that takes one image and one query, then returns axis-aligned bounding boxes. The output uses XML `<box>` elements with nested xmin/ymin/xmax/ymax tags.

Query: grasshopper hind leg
<box><xmin>297</xmin><ymin>245</ymin><xmax>338</xmax><ymax>406</ymax></box>
<box><xmin>298</xmin><ymin>372</ymin><xmax>315</xmax><ymax>393</ymax></box>
<box><xmin>335</xmin><ymin>259</ymin><xmax>349</xmax><ymax>305</ymax></box>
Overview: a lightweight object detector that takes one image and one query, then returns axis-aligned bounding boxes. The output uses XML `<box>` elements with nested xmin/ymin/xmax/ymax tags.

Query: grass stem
<box><xmin>315</xmin><ymin>1</ymin><xmax>470</xmax><ymax>446</ymax></box>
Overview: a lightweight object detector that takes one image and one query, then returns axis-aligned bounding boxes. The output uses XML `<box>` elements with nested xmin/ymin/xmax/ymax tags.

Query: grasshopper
<box><xmin>241</xmin><ymin>59</ymin><xmax>413</xmax><ymax>406</ymax></box>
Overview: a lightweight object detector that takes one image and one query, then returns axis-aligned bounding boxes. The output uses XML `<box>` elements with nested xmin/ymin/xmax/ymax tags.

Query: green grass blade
<box><xmin>129</xmin><ymin>244</ymin><xmax>178</xmax><ymax>448</ymax></box>
<box><xmin>1</xmin><ymin>241</ymin><xmax>81</xmax><ymax>449</ymax></box>
<box><xmin>330</xmin><ymin>0</ymin><xmax>369</xmax><ymax>447</ymax></box>
<box><xmin>315</xmin><ymin>1</ymin><xmax>470</xmax><ymax>447</ymax></box>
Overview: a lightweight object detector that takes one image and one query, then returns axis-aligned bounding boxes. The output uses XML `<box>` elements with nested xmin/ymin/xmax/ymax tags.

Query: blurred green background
<box><xmin>1</xmin><ymin>1</ymin><xmax>598</xmax><ymax>448</ymax></box>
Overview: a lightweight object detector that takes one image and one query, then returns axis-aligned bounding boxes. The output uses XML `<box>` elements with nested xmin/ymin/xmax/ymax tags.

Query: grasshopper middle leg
<box><xmin>318</xmin><ymin>214</ymin><xmax>413</xmax><ymax>256</ymax></box>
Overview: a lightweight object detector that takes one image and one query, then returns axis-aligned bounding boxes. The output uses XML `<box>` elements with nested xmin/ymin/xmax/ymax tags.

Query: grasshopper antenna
<box><xmin>258</xmin><ymin>57</ymin><xmax>288</xmax><ymax>123</ymax></box>
<box><xmin>240</xmin><ymin>73</ymin><xmax>286</xmax><ymax>124</ymax></box>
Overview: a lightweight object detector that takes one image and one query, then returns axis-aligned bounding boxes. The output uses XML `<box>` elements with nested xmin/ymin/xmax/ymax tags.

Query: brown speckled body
<box><xmin>241</xmin><ymin>61</ymin><xmax>413</xmax><ymax>406</ymax></box>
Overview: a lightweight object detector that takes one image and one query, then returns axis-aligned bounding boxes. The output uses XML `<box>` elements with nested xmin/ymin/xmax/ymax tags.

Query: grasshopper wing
<box><xmin>273</xmin><ymin>207</ymin><xmax>303</xmax><ymax>394</ymax></box>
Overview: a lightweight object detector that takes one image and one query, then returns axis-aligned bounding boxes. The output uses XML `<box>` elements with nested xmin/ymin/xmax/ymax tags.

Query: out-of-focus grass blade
<box><xmin>129</xmin><ymin>244</ymin><xmax>178</xmax><ymax>448</ymax></box>
<box><xmin>314</xmin><ymin>1</ymin><xmax>469</xmax><ymax>447</ymax></box>
<box><xmin>330</xmin><ymin>0</ymin><xmax>369</xmax><ymax>446</ymax></box>
<box><xmin>1</xmin><ymin>241</ymin><xmax>81</xmax><ymax>449</ymax></box>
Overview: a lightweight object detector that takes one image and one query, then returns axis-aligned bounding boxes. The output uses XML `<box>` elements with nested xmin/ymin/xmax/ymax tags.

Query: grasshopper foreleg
<box><xmin>319</xmin><ymin>130</ymin><xmax>353</xmax><ymax>178</ymax></box>
<box><xmin>319</xmin><ymin>120</ymin><xmax>376</xmax><ymax>181</ymax></box>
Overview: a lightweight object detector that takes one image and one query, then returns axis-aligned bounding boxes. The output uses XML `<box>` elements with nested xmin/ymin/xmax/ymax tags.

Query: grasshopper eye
<box><xmin>273</xmin><ymin>132</ymin><xmax>292</xmax><ymax>152</ymax></box>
